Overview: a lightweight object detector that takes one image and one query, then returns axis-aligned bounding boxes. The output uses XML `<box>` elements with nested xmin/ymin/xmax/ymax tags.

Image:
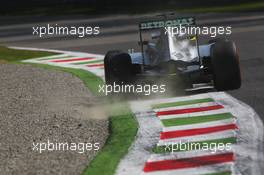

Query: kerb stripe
<box><xmin>160</xmin><ymin>124</ymin><xmax>238</xmax><ymax>139</ymax></box>
<box><xmin>143</xmin><ymin>152</ymin><xmax>234</xmax><ymax>172</ymax></box>
<box><xmin>86</xmin><ymin>63</ymin><xmax>104</xmax><ymax>67</ymax></box>
<box><xmin>51</xmin><ymin>57</ymin><xmax>94</xmax><ymax>63</ymax></box>
<box><xmin>157</xmin><ymin>105</ymin><xmax>224</xmax><ymax>116</ymax></box>
<box><xmin>152</xmin><ymin>98</ymin><xmax>214</xmax><ymax>109</ymax></box>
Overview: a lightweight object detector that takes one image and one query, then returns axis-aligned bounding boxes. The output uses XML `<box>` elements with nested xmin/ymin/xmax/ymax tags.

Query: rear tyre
<box><xmin>208</xmin><ymin>37</ymin><xmax>227</xmax><ymax>44</ymax></box>
<box><xmin>211</xmin><ymin>40</ymin><xmax>241</xmax><ymax>91</ymax></box>
<box><xmin>104</xmin><ymin>50</ymin><xmax>121</xmax><ymax>85</ymax></box>
<box><xmin>104</xmin><ymin>50</ymin><xmax>133</xmax><ymax>85</ymax></box>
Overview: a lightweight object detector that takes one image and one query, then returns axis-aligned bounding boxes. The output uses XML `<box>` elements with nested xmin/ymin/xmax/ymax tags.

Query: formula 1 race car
<box><xmin>104</xmin><ymin>15</ymin><xmax>241</xmax><ymax>92</ymax></box>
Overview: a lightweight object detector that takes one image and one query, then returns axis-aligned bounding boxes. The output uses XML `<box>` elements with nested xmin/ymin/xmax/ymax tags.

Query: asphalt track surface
<box><xmin>1</xmin><ymin>12</ymin><xmax>264</xmax><ymax>123</ymax></box>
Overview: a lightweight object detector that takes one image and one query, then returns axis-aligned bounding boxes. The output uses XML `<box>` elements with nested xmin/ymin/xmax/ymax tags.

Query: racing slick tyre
<box><xmin>211</xmin><ymin>40</ymin><xmax>241</xmax><ymax>91</ymax></box>
<box><xmin>209</xmin><ymin>37</ymin><xmax>227</xmax><ymax>44</ymax></box>
<box><xmin>104</xmin><ymin>50</ymin><xmax>133</xmax><ymax>85</ymax></box>
<box><xmin>104</xmin><ymin>50</ymin><xmax>121</xmax><ymax>85</ymax></box>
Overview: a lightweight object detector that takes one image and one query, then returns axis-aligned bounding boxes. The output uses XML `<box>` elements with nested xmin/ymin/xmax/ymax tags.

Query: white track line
<box><xmin>33</xmin><ymin>54</ymin><xmax>69</xmax><ymax>60</ymax></box>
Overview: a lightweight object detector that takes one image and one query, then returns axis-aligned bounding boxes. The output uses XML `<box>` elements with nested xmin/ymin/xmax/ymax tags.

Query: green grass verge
<box><xmin>83</xmin><ymin>105</ymin><xmax>138</xmax><ymax>175</ymax></box>
<box><xmin>1</xmin><ymin>46</ymin><xmax>138</xmax><ymax>175</ymax></box>
<box><xmin>153</xmin><ymin>137</ymin><xmax>237</xmax><ymax>153</ymax></box>
<box><xmin>152</xmin><ymin>98</ymin><xmax>214</xmax><ymax>109</ymax></box>
<box><xmin>2</xmin><ymin>1</ymin><xmax>264</xmax><ymax>15</ymax></box>
<box><xmin>204</xmin><ymin>171</ymin><xmax>232</xmax><ymax>175</ymax></box>
<box><xmin>179</xmin><ymin>1</ymin><xmax>264</xmax><ymax>13</ymax></box>
<box><xmin>161</xmin><ymin>113</ymin><xmax>234</xmax><ymax>127</ymax></box>
<box><xmin>136</xmin><ymin>1</ymin><xmax>264</xmax><ymax>14</ymax></box>
<box><xmin>0</xmin><ymin>46</ymin><xmax>56</xmax><ymax>62</ymax></box>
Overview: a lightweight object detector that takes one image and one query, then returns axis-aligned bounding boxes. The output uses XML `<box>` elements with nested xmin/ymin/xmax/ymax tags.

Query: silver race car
<box><xmin>104</xmin><ymin>15</ymin><xmax>241</xmax><ymax>91</ymax></box>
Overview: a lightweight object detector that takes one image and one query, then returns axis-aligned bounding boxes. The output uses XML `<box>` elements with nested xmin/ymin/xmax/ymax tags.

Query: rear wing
<box><xmin>139</xmin><ymin>17</ymin><xmax>196</xmax><ymax>30</ymax></box>
<box><xmin>138</xmin><ymin>16</ymin><xmax>196</xmax><ymax>66</ymax></box>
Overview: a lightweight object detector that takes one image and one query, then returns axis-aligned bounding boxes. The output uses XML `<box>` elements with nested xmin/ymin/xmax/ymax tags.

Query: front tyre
<box><xmin>211</xmin><ymin>40</ymin><xmax>241</xmax><ymax>91</ymax></box>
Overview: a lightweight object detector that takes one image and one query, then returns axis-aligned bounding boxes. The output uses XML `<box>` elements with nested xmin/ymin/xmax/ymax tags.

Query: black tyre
<box><xmin>211</xmin><ymin>40</ymin><xmax>241</xmax><ymax>91</ymax></box>
<box><xmin>104</xmin><ymin>50</ymin><xmax>133</xmax><ymax>85</ymax></box>
<box><xmin>208</xmin><ymin>38</ymin><xmax>227</xmax><ymax>44</ymax></box>
<box><xmin>104</xmin><ymin>50</ymin><xmax>121</xmax><ymax>85</ymax></box>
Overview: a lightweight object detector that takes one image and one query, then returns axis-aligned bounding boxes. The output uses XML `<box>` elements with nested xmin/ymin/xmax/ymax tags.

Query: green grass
<box><xmin>83</xmin><ymin>105</ymin><xmax>138</xmax><ymax>175</ymax></box>
<box><xmin>1</xmin><ymin>46</ymin><xmax>138</xmax><ymax>175</ymax></box>
<box><xmin>0</xmin><ymin>46</ymin><xmax>55</xmax><ymax>62</ymax></box>
<box><xmin>152</xmin><ymin>98</ymin><xmax>214</xmax><ymax>109</ymax></box>
<box><xmin>143</xmin><ymin>1</ymin><xmax>264</xmax><ymax>14</ymax></box>
<box><xmin>179</xmin><ymin>1</ymin><xmax>264</xmax><ymax>13</ymax></box>
<box><xmin>204</xmin><ymin>171</ymin><xmax>232</xmax><ymax>175</ymax></box>
<box><xmin>161</xmin><ymin>113</ymin><xmax>234</xmax><ymax>127</ymax></box>
<box><xmin>2</xmin><ymin>1</ymin><xmax>264</xmax><ymax>16</ymax></box>
<box><xmin>153</xmin><ymin>137</ymin><xmax>237</xmax><ymax>153</ymax></box>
